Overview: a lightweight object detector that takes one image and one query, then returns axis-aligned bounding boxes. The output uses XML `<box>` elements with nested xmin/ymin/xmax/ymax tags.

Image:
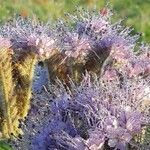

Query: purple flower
<box><xmin>62</xmin><ymin>32</ymin><xmax>91</xmax><ymax>62</ymax></box>
<box><xmin>27</xmin><ymin>33</ymin><xmax>56</xmax><ymax>60</ymax></box>
<box><xmin>0</xmin><ymin>17</ymin><xmax>56</xmax><ymax>60</ymax></box>
<box><xmin>103</xmin><ymin>68</ymin><xmax>118</xmax><ymax>81</ymax></box>
<box><xmin>0</xmin><ymin>36</ymin><xmax>11</xmax><ymax>50</ymax></box>
<box><xmin>85</xmin><ymin>128</ymin><xmax>105</xmax><ymax>149</ymax></box>
<box><xmin>65</xmin><ymin>7</ymin><xmax>111</xmax><ymax>36</ymax></box>
<box><xmin>55</xmin><ymin>7</ymin><xmax>142</xmax><ymax>82</ymax></box>
<box><xmin>13</xmin><ymin>72</ymin><xmax>150</xmax><ymax>150</ymax></box>
<box><xmin>9</xmin><ymin>7</ymin><xmax>150</xmax><ymax>150</ymax></box>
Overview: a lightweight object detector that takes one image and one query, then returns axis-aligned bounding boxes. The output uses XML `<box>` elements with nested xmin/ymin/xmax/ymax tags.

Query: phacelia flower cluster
<box><xmin>46</xmin><ymin>7</ymin><xmax>150</xmax><ymax>86</ymax></box>
<box><xmin>0</xmin><ymin>17</ymin><xmax>57</xmax><ymax>60</ymax></box>
<box><xmin>1</xmin><ymin>6</ymin><xmax>149</xmax><ymax>150</ymax></box>
<box><xmin>13</xmin><ymin>73</ymin><xmax>150</xmax><ymax>150</ymax></box>
<box><xmin>0</xmin><ymin>36</ymin><xmax>11</xmax><ymax>50</ymax></box>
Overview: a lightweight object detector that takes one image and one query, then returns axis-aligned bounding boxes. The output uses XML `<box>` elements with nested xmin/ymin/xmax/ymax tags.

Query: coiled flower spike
<box><xmin>46</xmin><ymin>7</ymin><xmax>141</xmax><ymax>87</ymax></box>
<box><xmin>0</xmin><ymin>17</ymin><xmax>57</xmax><ymax>135</ymax></box>
<box><xmin>0</xmin><ymin>36</ymin><xmax>23</xmax><ymax>138</ymax></box>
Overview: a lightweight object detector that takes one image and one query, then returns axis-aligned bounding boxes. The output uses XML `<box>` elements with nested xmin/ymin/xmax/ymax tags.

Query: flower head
<box><xmin>60</xmin><ymin>32</ymin><xmax>91</xmax><ymax>62</ymax></box>
<box><xmin>0</xmin><ymin>35</ymin><xmax>11</xmax><ymax>50</ymax></box>
<box><xmin>55</xmin><ymin>7</ymin><xmax>142</xmax><ymax>84</ymax></box>
<box><xmin>12</xmin><ymin>73</ymin><xmax>150</xmax><ymax>150</ymax></box>
<box><xmin>0</xmin><ymin>17</ymin><xmax>57</xmax><ymax>60</ymax></box>
<box><xmin>4</xmin><ymin>7</ymin><xmax>150</xmax><ymax>150</ymax></box>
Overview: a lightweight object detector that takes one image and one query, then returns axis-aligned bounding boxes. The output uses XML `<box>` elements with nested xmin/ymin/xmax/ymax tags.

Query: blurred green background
<box><xmin>0</xmin><ymin>0</ymin><xmax>150</xmax><ymax>43</ymax></box>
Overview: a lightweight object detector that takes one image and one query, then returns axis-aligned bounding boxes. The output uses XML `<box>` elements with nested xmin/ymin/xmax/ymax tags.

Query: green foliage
<box><xmin>0</xmin><ymin>49</ymin><xmax>37</xmax><ymax>138</ymax></box>
<box><xmin>0</xmin><ymin>141</ymin><xmax>12</xmax><ymax>150</ymax></box>
<box><xmin>0</xmin><ymin>49</ymin><xmax>19</xmax><ymax>138</ymax></box>
<box><xmin>13</xmin><ymin>52</ymin><xmax>37</xmax><ymax>118</ymax></box>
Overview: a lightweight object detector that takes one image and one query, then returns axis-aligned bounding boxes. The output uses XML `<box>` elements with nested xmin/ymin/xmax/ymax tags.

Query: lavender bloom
<box><xmin>5</xmin><ymin>7</ymin><xmax>150</xmax><ymax>150</ymax></box>
<box><xmin>85</xmin><ymin>128</ymin><xmax>105</xmax><ymax>149</ymax></box>
<box><xmin>102</xmin><ymin>68</ymin><xmax>118</xmax><ymax>81</ymax></box>
<box><xmin>0</xmin><ymin>17</ymin><xmax>57</xmax><ymax>60</ymax></box>
<box><xmin>0</xmin><ymin>36</ymin><xmax>11</xmax><ymax>50</ymax></box>
<box><xmin>62</xmin><ymin>33</ymin><xmax>91</xmax><ymax>62</ymax></box>
<box><xmin>55</xmin><ymin>23</ymin><xmax>92</xmax><ymax>64</ymax></box>
<box><xmin>101</xmin><ymin>43</ymin><xmax>150</xmax><ymax>80</ymax></box>
<box><xmin>26</xmin><ymin>33</ymin><xmax>56</xmax><ymax>60</ymax></box>
<box><xmin>12</xmin><ymin>73</ymin><xmax>150</xmax><ymax>150</ymax></box>
<box><xmin>65</xmin><ymin>7</ymin><xmax>112</xmax><ymax>36</ymax></box>
<box><xmin>71</xmin><ymin>75</ymin><xmax>150</xmax><ymax>149</ymax></box>
<box><xmin>54</xmin><ymin>7</ymin><xmax>141</xmax><ymax>85</ymax></box>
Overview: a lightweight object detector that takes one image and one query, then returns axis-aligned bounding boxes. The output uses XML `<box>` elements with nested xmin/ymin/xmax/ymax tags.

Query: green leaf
<box><xmin>0</xmin><ymin>141</ymin><xmax>12</xmax><ymax>150</ymax></box>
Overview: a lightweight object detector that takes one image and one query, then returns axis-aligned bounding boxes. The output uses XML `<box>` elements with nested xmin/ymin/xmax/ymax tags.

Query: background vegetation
<box><xmin>0</xmin><ymin>0</ymin><xmax>150</xmax><ymax>43</ymax></box>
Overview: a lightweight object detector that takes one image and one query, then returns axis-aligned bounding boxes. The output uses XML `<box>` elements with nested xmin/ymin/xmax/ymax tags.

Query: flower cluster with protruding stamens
<box><xmin>1</xmin><ymin>7</ymin><xmax>150</xmax><ymax>150</ymax></box>
<box><xmin>12</xmin><ymin>73</ymin><xmax>150</xmax><ymax>150</ymax></box>
<box><xmin>0</xmin><ymin>17</ymin><xmax>57</xmax><ymax>60</ymax></box>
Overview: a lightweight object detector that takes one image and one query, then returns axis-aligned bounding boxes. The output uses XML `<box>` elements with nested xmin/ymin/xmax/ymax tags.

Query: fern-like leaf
<box><xmin>13</xmin><ymin>52</ymin><xmax>37</xmax><ymax>118</ymax></box>
<box><xmin>0</xmin><ymin>49</ymin><xmax>21</xmax><ymax>138</ymax></box>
